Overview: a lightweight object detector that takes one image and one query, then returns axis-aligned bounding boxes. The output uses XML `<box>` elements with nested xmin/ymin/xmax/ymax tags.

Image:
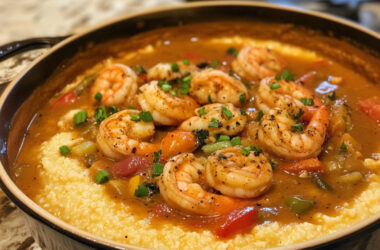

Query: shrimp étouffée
<box><xmin>206</xmin><ymin>147</ymin><xmax>273</xmax><ymax>198</ymax></box>
<box><xmin>159</xmin><ymin>153</ymin><xmax>247</xmax><ymax>215</ymax></box>
<box><xmin>90</xmin><ymin>64</ymin><xmax>138</xmax><ymax>106</ymax></box>
<box><xmin>189</xmin><ymin>69</ymin><xmax>248</xmax><ymax>106</ymax></box>
<box><xmin>232</xmin><ymin>46</ymin><xmax>282</xmax><ymax>82</ymax></box>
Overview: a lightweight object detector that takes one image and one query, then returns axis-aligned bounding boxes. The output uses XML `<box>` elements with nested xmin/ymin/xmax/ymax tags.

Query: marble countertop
<box><xmin>0</xmin><ymin>0</ymin><xmax>380</xmax><ymax>249</ymax></box>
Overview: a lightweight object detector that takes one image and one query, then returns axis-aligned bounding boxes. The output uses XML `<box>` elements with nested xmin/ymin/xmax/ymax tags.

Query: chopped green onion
<box><xmin>217</xmin><ymin>135</ymin><xmax>230</xmax><ymax>142</ymax></box>
<box><xmin>193</xmin><ymin>129</ymin><xmax>209</xmax><ymax>145</ymax></box>
<box><xmin>108</xmin><ymin>105</ymin><xmax>119</xmax><ymax>115</ymax></box>
<box><xmin>94</xmin><ymin>170</ymin><xmax>110</xmax><ymax>184</ymax></box>
<box><xmin>94</xmin><ymin>92</ymin><xmax>102</xmax><ymax>102</ymax></box>
<box><xmin>218</xmin><ymin>153</ymin><xmax>226</xmax><ymax>159</ymax></box>
<box><xmin>133</xmin><ymin>65</ymin><xmax>147</xmax><ymax>75</ymax></box>
<box><xmin>256</xmin><ymin>110</ymin><xmax>264</xmax><ymax>121</ymax></box>
<box><xmin>250</xmin><ymin>145</ymin><xmax>262</xmax><ymax>155</ymax></box>
<box><xmin>226</xmin><ymin>47</ymin><xmax>239</xmax><ymax>57</ymax></box>
<box><xmin>222</xmin><ymin>106</ymin><xmax>233</xmax><ymax>120</ymax></box>
<box><xmin>152</xmin><ymin>163</ymin><xmax>164</xmax><ymax>177</ymax></box>
<box><xmin>182</xmin><ymin>59</ymin><xmax>190</xmax><ymax>65</ymax></box>
<box><xmin>134</xmin><ymin>184</ymin><xmax>149</xmax><ymax>197</ymax></box>
<box><xmin>210</xmin><ymin>60</ymin><xmax>219</xmax><ymax>68</ymax></box>
<box><xmin>291</xmin><ymin>109</ymin><xmax>304</xmax><ymax>122</ymax></box>
<box><xmin>327</xmin><ymin>91</ymin><xmax>336</xmax><ymax>101</ymax></box>
<box><xmin>129</xmin><ymin>113</ymin><xmax>141</xmax><ymax>122</ymax></box>
<box><xmin>95</xmin><ymin>105</ymin><xmax>108</xmax><ymax>123</ymax></box>
<box><xmin>208</xmin><ymin>94</ymin><xmax>213</xmax><ymax>103</ymax></box>
<box><xmin>161</xmin><ymin>83</ymin><xmax>172</xmax><ymax>92</ymax></box>
<box><xmin>178</xmin><ymin>76</ymin><xmax>191</xmax><ymax>95</ymax></box>
<box><xmin>231</xmin><ymin>137</ymin><xmax>241</xmax><ymax>146</ymax></box>
<box><xmin>269</xmin><ymin>82</ymin><xmax>281</xmax><ymax>90</ymax></box>
<box><xmin>300</xmin><ymin>98</ymin><xmax>314</xmax><ymax>106</ymax></box>
<box><xmin>73</xmin><ymin>110</ymin><xmax>88</xmax><ymax>126</ymax></box>
<box><xmin>240</xmin><ymin>109</ymin><xmax>247</xmax><ymax>116</ymax></box>
<box><xmin>291</xmin><ymin>123</ymin><xmax>303</xmax><ymax>132</ymax></box>
<box><xmin>208</xmin><ymin>118</ymin><xmax>222</xmax><ymax>128</ymax></box>
<box><xmin>242</xmin><ymin>81</ymin><xmax>251</xmax><ymax>89</ymax></box>
<box><xmin>197</xmin><ymin>107</ymin><xmax>207</xmax><ymax>117</ymax></box>
<box><xmin>170</xmin><ymin>90</ymin><xmax>177</xmax><ymax>96</ymax></box>
<box><xmin>59</xmin><ymin>145</ymin><xmax>70</xmax><ymax>156</ymax></box>
<box><xmin>154</xmin><ymin>150</ymin><xmax>162</xmax><ymax>163</ymax></box>
<box><xmin>241</xmin><ymin>146</ymin><xmax>251</xmax><ymax>156</ymax></box>
<box><xmin>140</xmin><ymin>111</ymin><xmax>153</xmax><ymax>122</ymax></box>
<box><xmin>158</xmin><ymin>81</ymin><xmax>170</xmax><ymax>87</ymax></box>
<box><xmin>202</xmin><ymin>141</ymin><xmax>231</xmax><ymax>154</ymax></box>
<box><xmin>285</xmin><ymin>196</ymin><xmax>313</xmax><ymax>215</ymax></box>
<box><xmin>279</xmin><ymin>69</ymin><xmax>294</xmax><ymax>81</ymax></box>
<box><xmin>340</xmin><ymin>142</ymin><xmax>347</xmax><ymax>152</ymax></box>
<box><xmin>127</xmin><ymin>105</ymin><xmax>135</xmax><ymax>110</ymax></box>
<box><xmin>311</xmin><ymin>172</ymin><xmax>333</xmax><ymax>191</ymax></box>
<box><xmin>239</xmin><ymin>93</ymin><xmax>246</xmax><ymax>105</ymax></box>
<box><xmin>171</xmin><ymin>62</ymin><xmax>179</xmax><ymax>73</ymax></box>
<box><xmin>145</xmin><ymin>182</ymin><xmax>159</xmax><ymax>194</ymax></box>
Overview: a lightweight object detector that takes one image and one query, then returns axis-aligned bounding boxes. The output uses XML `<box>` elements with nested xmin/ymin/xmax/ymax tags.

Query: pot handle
<box><xmin>0</xmin><ymin>35</ymin><xmax>69</xmax><ymax>62</ymax></box>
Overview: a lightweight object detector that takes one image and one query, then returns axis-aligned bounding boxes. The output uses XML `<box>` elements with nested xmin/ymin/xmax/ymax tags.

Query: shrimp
<box><xmin>179</xmin><ymin>103</ymin><xmax>247</xmax><ymax>138</ymax></box>
<box><xmin>256</xmin><ymin>77</ymin><xmax>316</xmax><ymax>114</ymax></box>
<box><xmin>91</xmin><ymin>64</ymin><xmax>138</xmax><ymax>106</ymax></box>
<box><xmin>232</xmin><ymin>46</ymin><xmax>282</xmax><ymax>82</ymax></box>
<box><xmin>249</xmin><ymin>107</ymin><xmax>328</xmax><ymax>160</ymax></box>
<box><xmin>189</xmin><ymin>69</ymin><xmax>248</xmax><ymax>106</ymax></box>
<box><xmin>206</xmin><ymin>147</ymin><xmax>273</xmax><ymax>198</ymax></box>
<box><xmin>137</xmin><ymin>81</ymin><xmax>199</xmax><ymax>126</ymax></box>
<box><xmin>97</xmin><ymin>109</ymin><xmax>157</xmax><ymax>159</ymax></box>
<box><xmin>147</xmin><ymin>61</ymin><xmax>198</xmax><ymax>81</ymax></box>
<box><xmin>158</xmin><ymin>153</ymin><xmax>247</xmax><ymax>215</ymax></box>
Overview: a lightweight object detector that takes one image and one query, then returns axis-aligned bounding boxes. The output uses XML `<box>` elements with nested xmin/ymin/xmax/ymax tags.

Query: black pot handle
<box><xmin>0</xmin><ymin>35</ymin><xmax>69</xmax><ymax>62</ymax></box>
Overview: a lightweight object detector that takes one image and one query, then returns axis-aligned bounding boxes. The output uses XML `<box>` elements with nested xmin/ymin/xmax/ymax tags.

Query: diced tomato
<box><xmin>281</xmin><ymin>158</ymin><xmax>324</xmax><ymax>174</ymax></box>
<box><xmin>295</xmin><ymin>71</ymin><xmax>316</xmax><ymax>85</ymax></box>
<box><xmin>139</xmin><ymin>73</ymin><xmax>147</xmax><ymax>82</ymax></box>
<box><xmin>215</xmin><ymin>206</ymin><xmax>258</xmax><ymax>239</ymax></box>
<box><xmin>160</xmin><ymin>130</ymin><xmax>198</xmax><ymax>159</ymax></box>
<box><xmin>50</xmin><ymin>91</ymin><xmax>77</xmax><ymax>110</ymax></box>
<box><xmin>359</xmin><ymin>97</ymin><xmax>380</xmax><ymax>122</ymax></box>
<box><xmin>111</xmin><ymin>155</ymin><xmax>150</xmax><ymax>178</ymax></box>
<box><xmin>182</xmin><ymin>52</ymin><xmax>200</xmax><ymax>60</ymax></box>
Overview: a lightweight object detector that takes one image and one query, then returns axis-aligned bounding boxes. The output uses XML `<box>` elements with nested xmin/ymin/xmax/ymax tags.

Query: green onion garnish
<box><xmin>134</xmin><ymin>184</ymin><xmax>149</xmax><ymax>197</ymax></box>
<box><xmin>240</xmin><ymin>109</ymin><xmax>247</xmax><ymax>116</ymax></box>
<box><xmin>161</xmin><ymin>83</ymin><xmax>172</xmax><ymax>92</ymax></box>
<box><xmin>208</xmin><ymin>95</ymin><xmax>213</xmax><ymax>103</ymax></box>
<box><xmin>226</xmin><ymin>47</ymin><xmax>239</xmax><ymax>57</ymax></box>
<box><xmin>269</xmin><ymin>82</ymin><xmax>281</xmax><ymax>90</ymax></box>
<box><xmin>291</xmin><ymin>123</ymin><xmax>303</xmax><ymax>132</ymax></box>
<box><xmin>153</xmin><ymin>150</ymin><xmax>162</xmax><ymax>163</ymax></box>
<box><xmin>241</xmin><ymin>146</ymin><xmax>251</xmax><ymax>156</ymax></box>
<box><xmin>94</xmin><ymin>92</ymin><xmax>102</xmax><ymax>102</ymax></box>
<box><xmin>127</xmin><ymin>105</ymin><xmax>135</xmax><ymax>110</ymax></box>
<box><xmin>133</xmin><ymin>65</ymin><xmax>147</xmax><ymax>75</ymax></box>
<box><xmin>217</xmin><ymin>135</ymin><xmax>230</xmax><ymax>142</ymax></box>
<box><xmin>300</xmin><ymin>98</ymin><xmax>314</xmax><ymax>106</ymax></box>
<box><xmin>152</xmin><ymin>163</ymin><xmax>164</xmax><ymax>177</ymax></box>
<box><xmin>73</xmin><ymin>110</ymin><xmax>88</xmax><ymax>126</ymax></box>
<box><xmin>94</xmin><ymin>170</ymin><xmax>110</xmax><ymax>184</ymax></box>
<box><xmin>278</xmin><ymin>69</ymin><xmax>294</xmax><ymax>81</ymax></box>
<box><xmin>182</xmin><ymin>59</ymin><xmax>190</xmax><ymax>65</ymax></box>
<box><xmin>197</xmin><ymin>107</ymin><xmax>207</xmax><ymax>117</ymax></box>
<box><xmin>291</xmin><ymin>109</ymin><xmax>304</xmax><ymax>122</ymax></box>
<box><xmin>231</xmin><ymin>137</ymin><xmax>241</xmax><ymax>146</ymax></box>
<box><xmin>95</xmin><ymin>105</ymin><xmax>108</xmax><ymax>124</ymax></box>
<box><xmin>208</xmin><ymin>118</ymin><xmax>221</xmax><ymax>128</ymax></box>
<box><xmin>210</xmin><ymin>60</ymin><xmax>219</xmax><ymax>68</ymax></box>
<box><xmin>340</xmin><ymin>142</ymin><xmax>347</xmax><ymax>152</ymax></box>
<box><xmin>239</xmin><ymin>93</ymin><xmax>246</xmax><ymax>105</ymax></box>
<box><xmin>108</xmin><ymin>105</ymin><xmax>119</xmax><ymax>115</ymax></box>
<box><xmin>59</xmin><ymin>145</ymin><xmax>70</xmax><ymax>156</ymax></box>
<box><xmin>140</xmin><ymin>111</ymin><xmax>153</xmax><ymax>122</ymax></box>
<box><xmin>221</xmin><ymin>106</ymin><xmax>233</xmax><ymax>120</ymax></box>
<box><xmin>178</xmin><ymin>76</ymin><xmax>191</xmax><ymax>95</ymax></box>
<box><xmin>256</xmin><ymin>110</ymin><xmax>264</xmax><ymax>121</ymax></box>
<box><xmin>171</xmin><ymin>62</ymin><xmax>179</xmax><ymax>73</ymax></box>
<box><xmin>129</xmin><ymin>113</ymin><xmax>141</xmax><ymax>122</ymax></box>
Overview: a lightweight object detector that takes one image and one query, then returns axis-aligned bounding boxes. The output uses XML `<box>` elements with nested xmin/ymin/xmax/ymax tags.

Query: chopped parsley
<box><xmin>239</xmin><ymin>93</ymin><xmax>246</xmax><ymax>105</ymax></box>
<box><xmin>291</xmin><ymin>123</ymin><xmax>303</xmax><ymax>132</ymax></box>
<box><xmin>226</xmin><ymin>47</ymin><xmax>239</xmax><ymax>57</ymax></box>
<box><xmin>59</xmin><ymin>145</ymin><xmax>70</xmax><ymax>156</ymax></box>
<box><xmin>95</xmin><ymin>105</ymin><xmax>108</xmax><ymax>123</ymax></box>
<box><xmin>291</xmin><ymin>109</ymin><xmax>304</xmax><ymax>122</ymax></box>
<box><xmin>193</xmin><ymin>129</ymin><xmax>209</xmax><ymax>145</ymax></box>
<box><xmin>134</xmin><ymin>185</ymin><xmax>149</xmax><ymax>197</ymax></box>
<box><xmin>208</xmin><ymin>118</ymin><xmax>222</xmax><ymax>128</ymax></box>
<box><xmin>94</xmin><ymin>92</ymin><xmax>102</xmax><ymax>102</ymax></box>
<box><xmin>171</xmin><ymin>62</ymin><xmax>180</xmax><ymax>73</ymax></box>
<box><xmin>152</xmin><ymin>163</ymin><xmax>164</xmax><ymax>177</ymax></box>
<box><xmin>94</xmin><ymin>170</ymin><xmax>110</xmax><ymax>184</ymax></box>
<box><xmin>231</xmin><ymin>137</ymin><xmax>241</xmax><ymax>146</ymax></box>
<box><xmin>221</xmin><ymin>106</ymin><xmax>233</xmax><ymax>120</ymax></box>
<box><xmin>197</xmin><ymin>107</ymin><xmax>207</xmax><ymax>117</ymax></box>
<box><xmin>275</xmin><ymin>69</ymin><xmax>294</xmax><ymax>81</ymax></box>
<box><xmin>300</xmin><ymin>98</ymin><xmax>314</xmax><ymax>106</ymax></box>
<box><xmin>178</xmin><ymin>75</ymin><xmax>191</xmax><ymax>95</ymax></box>
<box><xmin>108</xmin><ymin>105</ymin><xmax>119</xmax><ymax>115</ymax></box>
<box><xmin>269</xmin><ymin>82</ymin><xmax>281</xmax><ymax>90</ymax></box>
<box><xmin>256</xmin><ymin>110</ymin><xmax>264</xmax><ymax>121</ymax></box>
<box><xmin>73</xmin><ymin>110</ymin><xmax>88</xmax><ymax>126</ymax></box>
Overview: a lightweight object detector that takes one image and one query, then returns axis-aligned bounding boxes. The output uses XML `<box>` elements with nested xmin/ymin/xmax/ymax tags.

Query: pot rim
<box><xmin>1</xmin><ymin>1</ymin><xmax>379</xmax><ymax>249</ymax></box>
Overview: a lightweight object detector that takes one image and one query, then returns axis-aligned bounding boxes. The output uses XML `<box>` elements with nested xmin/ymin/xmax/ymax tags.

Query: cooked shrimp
<box><xmin>206</xmin><ymin>147</ymin><xmax>273</xmax><ymax>198</ymax></box>
<box><xmin>90</xmin><ymin>64</ymin><xmax>138</xmax><ymax>106</ymax></box>
<box><xmin>137</xmin><ymin>81</ymin><xmax>199</xmax><ymax>126</ymax></box>
<box><xmin>159</xmin><ymin>153</ymin><xmax>247</xmax><ymax>215</ymax></box>
<box><xmin>179</xmin><ymin>103</ymin><xmax>247</xmax><ymax>138</ymax></box>
<box><xmin>97</xmin><ymin>109</ymin><xmax>157</xmax><ymax>159</ymax></box>
<box><xmin>249</xmin><ymin>107</ymin><xmax>328</xmax><ymax>160</ymax></box>
<box><xmin>147</xmin><ymin>61</ymin><xmax>197</xmax><ymax>81</ymax></box>
<box><xmin>189</xmin><ymin>69</ymin><xmax>248</xmax><ymax>106</ymax></box>
<box><xmin>256</xmin><ymin>77</ymin><xmax>317</xmax><ymax>113</ymax></box>
<box><xmin>232</xmin><ymin>46</ymin><xmax>282</xmax><ymax>82</ymax></box>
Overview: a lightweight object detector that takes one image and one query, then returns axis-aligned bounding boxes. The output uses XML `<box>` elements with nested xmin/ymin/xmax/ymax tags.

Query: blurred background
<box><xmin>1</xmin><ymin>0</ymin><xmax>380</xmax><ymax>249</ymax></box>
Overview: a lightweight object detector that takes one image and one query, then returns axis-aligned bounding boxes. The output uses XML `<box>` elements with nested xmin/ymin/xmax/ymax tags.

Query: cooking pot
<box><xmin>0</xmin><ymin>2</ymin><xmax>379</xmax><ymax>249</ymax></box>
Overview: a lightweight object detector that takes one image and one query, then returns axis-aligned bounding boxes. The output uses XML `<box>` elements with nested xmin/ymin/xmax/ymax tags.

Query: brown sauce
<box><xmin>10</xmin><ymin>21</ymin><xmax>380</xmax><ymax>233</ymax></box>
